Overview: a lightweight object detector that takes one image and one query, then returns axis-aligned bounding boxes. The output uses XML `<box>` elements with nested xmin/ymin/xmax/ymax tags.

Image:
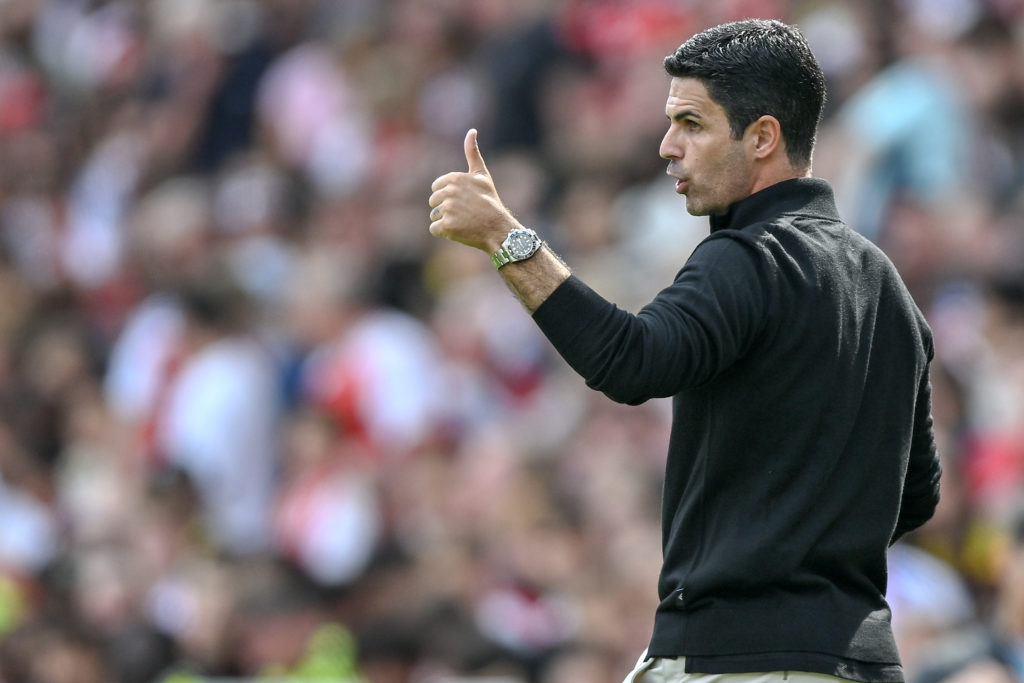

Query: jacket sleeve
<box><xmin>531</xmin><ymin>235</ymin><xmax>767</xmax><ymax>405</ymax></box>
<box><xmin>890</xmin><ymin>353</ymin><xmax>942</xmax><ymax>545</ymax></box>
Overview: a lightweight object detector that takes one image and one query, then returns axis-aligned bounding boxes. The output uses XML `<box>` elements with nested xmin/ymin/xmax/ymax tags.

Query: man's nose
<box><xmin>659</xmin><ymin>131</ymin><xmax>680</xmax><ymax>160</ymax></box>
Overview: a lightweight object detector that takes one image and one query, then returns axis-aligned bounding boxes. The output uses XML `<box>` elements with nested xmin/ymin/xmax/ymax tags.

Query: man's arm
<box><xmin>891</xmin><ymin>363</ymin><xmax>942</xmax><ymax>545</ymax></box>
<box><xmin>428</xmin><ymin>129</ymin><xmax>570</xmax><ymax>312</ymax></box>
<box><xmin>499</xmin><ymin>245</ymin><xmax>572</xmax><ymax>313</ymax></box>
<box><xmin>428</xmin><ymin>130</ymin><xmax>762</xmax><ymax>404</ymax></box>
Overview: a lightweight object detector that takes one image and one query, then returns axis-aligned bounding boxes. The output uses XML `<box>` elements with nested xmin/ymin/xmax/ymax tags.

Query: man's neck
<box><xmin>749</xmin><ymin>163</ymin><xmax>810</xmax><ymax>196</ymax></box>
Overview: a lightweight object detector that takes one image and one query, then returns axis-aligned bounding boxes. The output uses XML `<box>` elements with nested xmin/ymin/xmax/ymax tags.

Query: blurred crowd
<box><xmin>0</xmin><ymin>0</ymin><xmax>1022</xmax><ymax>681</ymax></box>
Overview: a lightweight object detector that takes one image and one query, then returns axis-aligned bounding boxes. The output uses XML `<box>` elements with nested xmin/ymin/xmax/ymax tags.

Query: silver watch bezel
<box><xmin>504</xmin><ymin>228</ymin><xmax>541</xmax><ymax>260</ymax></box>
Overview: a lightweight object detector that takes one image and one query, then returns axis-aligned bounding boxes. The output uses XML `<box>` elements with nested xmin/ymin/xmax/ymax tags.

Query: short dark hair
<box><xmin>664</xmin><ymin>19</ymin><xmax>826</xmax><ymax>168</ymax></box>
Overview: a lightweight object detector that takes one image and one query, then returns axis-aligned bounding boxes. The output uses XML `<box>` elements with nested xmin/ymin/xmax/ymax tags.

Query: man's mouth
<box><xmin>667</xmin><ymin>165</ymin><xmax>689</xmax><ymax>194</ymax></box>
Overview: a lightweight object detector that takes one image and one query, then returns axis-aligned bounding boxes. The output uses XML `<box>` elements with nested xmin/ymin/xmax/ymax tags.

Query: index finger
<box><xmin>431</xmin><ymin>172</ymin><xmax>459</xmax><ymax>193</ymax></box>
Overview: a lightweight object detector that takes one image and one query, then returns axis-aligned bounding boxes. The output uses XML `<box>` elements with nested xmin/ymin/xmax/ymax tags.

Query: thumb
<box><xmin>464</xmin><ymin>128</ymin><xmax>489</xmax><ymax>175</ymax></box>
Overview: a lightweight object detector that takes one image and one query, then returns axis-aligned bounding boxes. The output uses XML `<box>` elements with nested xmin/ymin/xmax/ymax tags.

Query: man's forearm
<box><xmin>497</xmin><ymin>244</ymin><xmax>571</xmax><ymax>313</ymax></box>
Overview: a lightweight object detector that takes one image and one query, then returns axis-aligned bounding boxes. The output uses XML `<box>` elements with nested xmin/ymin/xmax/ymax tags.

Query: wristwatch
<box><xmin>491</xmin><ymin>228</ymin><xmax>542</xmax><ymax>269</ymax></box>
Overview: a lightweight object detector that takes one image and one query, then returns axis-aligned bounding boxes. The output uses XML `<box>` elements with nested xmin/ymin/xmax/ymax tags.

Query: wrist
<box><xmin>481</xmin><ymin>217</ymin><xmax>521</xmax><ymax>254</ymax></box>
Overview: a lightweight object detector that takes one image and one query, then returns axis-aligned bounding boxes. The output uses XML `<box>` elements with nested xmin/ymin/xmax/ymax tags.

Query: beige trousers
<box><xmin>623</xmin><ymin>651</ymin><xmax>851</xmax><ymax>683</ymax></box>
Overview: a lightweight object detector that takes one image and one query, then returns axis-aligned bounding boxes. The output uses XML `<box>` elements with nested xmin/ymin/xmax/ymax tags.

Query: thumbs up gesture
<box><xmin>428</xmin><ymin>129</ymin><xmax>520</xmax><ymax>253</ymax></box>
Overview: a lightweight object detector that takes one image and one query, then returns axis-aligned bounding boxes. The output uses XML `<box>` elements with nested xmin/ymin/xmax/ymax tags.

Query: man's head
<box><xmin>659</xmin><ymin>20</ymin><xmax>826</xmax><ymax>215</ymax></box>
<box><xmin>664</xmin><ymin>20</ymin><xmax>825</xmax><ymax>169</ymax></box>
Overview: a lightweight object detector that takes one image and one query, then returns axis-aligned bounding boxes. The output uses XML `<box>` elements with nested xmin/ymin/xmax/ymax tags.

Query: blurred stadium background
<box><xmin>0</xmin><ymin>0</ymin><xmax>1022</xmax><ymax>681</ymax></box>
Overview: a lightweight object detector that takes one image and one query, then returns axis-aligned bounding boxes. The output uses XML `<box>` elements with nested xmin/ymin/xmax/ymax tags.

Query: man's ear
<box><xmin>746</xmin><ymin>115</ymin><xmax>782</xmax><ymax>160</ymax></box>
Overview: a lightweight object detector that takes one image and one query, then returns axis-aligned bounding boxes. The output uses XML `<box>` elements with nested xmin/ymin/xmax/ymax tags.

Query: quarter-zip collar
<box><xmin>708</xmin><ymin>177</ymin><xmax>841</xmax><ymax>233</ymax></box>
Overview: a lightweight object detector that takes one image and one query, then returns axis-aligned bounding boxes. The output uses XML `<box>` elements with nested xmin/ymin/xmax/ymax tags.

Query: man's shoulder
<box><xmin>684</xmin><ymin>228</ymin><xmax>771</xmax><ymax>276</ymax></box>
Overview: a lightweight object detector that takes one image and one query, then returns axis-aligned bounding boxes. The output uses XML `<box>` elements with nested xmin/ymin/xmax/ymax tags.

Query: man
<box><xmin>428</xmin><ymin>19</ymin><xmax>941</xmax><ymax>683</ymax></box>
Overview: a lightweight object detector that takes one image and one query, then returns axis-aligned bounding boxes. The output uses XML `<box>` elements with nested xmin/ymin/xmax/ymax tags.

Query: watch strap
<box><xmin>491</xmin><ymin>247</ymin><xmax>514</xmax><ymax>269</ymax></box>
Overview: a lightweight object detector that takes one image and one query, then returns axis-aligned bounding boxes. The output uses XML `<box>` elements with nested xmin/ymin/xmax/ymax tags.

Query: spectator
<box><xmin>914</xmin><ymin>505</ymin><xmax>1024</xmax><ymax>683</ymax></box>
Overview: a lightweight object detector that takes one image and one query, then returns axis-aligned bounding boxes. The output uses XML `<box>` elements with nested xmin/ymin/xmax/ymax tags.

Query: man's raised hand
<box><xmin>427</xmin><ymin>129</ymin><xmax>518</xmax><ymax>252</ymax></box>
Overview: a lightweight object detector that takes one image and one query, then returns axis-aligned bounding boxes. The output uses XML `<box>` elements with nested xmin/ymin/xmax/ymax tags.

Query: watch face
<box><xmin>507</xmin><ymin>230</ymin><xmax>538</xmax><ymax>259</ymax></box>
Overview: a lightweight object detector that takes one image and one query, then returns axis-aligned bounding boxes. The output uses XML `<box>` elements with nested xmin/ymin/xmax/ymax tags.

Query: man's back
<box><xmin>532</xmin><ymin>178</ymin><xmax>941</xmax><ymax>678</ymax></box>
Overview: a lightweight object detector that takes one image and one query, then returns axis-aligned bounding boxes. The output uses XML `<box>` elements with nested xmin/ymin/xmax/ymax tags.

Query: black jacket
<box><xmin>532</xmin><ymin>178</ymin><xmax>941</xmax><ymax>682</ymax></box>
